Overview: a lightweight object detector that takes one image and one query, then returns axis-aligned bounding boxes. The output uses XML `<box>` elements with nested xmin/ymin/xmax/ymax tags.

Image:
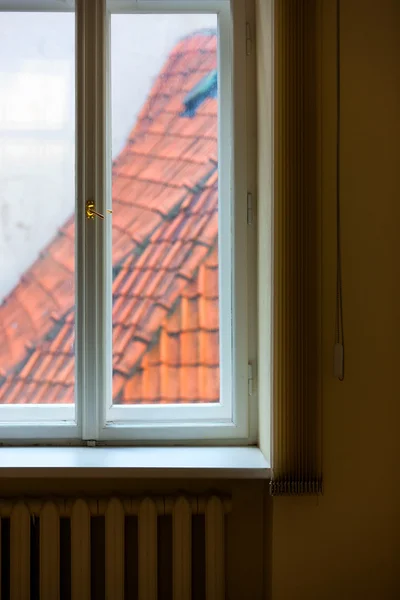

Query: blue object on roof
<box><xmin>180</xmin><ymin>69</ymin><xmax>218</xmax><ymax>118</ymax></box>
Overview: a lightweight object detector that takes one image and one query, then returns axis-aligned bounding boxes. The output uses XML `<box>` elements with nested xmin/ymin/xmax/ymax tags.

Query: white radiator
<box><xmin>0</xmin><ymin>494</ymin><xmax>230</xmax><ymax>600</ymax></box>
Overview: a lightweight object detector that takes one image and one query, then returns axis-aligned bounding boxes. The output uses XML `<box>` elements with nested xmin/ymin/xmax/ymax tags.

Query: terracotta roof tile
<box><xmin>194</xmin><ymin>97</ymin><xmax>218</xmax><ymax>117</ymax></box>
<box><xmin>142</xmin><ymin>304</ymin><xmax>169</xmax><ymax>334</ymax></box>
<box><xmin>160</xmin><ymin>365</ymin><xmax>180</xmax><ymax>402</ymax></box>
<box><xmin>199</xmin><ymin>330</ymin><xmax>219</xmax><ymax>366</ymax></box>
<box><xmin>182</xmin><ymin>137</ymin><xmax>217</xmax><ymax>162</ymax></box>
<box><xmin>153</xmin><ymin>135</ymin><xmax>199</xmax><ymax>160</ymax></box>
<box><xmin>126</xmin><ymin>184</ymin><xmax>187</xmax><ymax>217</ymax></box>
<box><xmin>33</xmin><ymin>353</ymin><xmax>55</xmax><ymax>381</ymax></box>
<box><xmin>129</xmin><ymin>132</ymin><xmax>164</xmax><ymax>155</ymax></box>
<box><xmin>166</xmin><ymin>304</ymin><xmax>181</xmax><ymax>335</ymax></box>
<box><xmin>180</xmin><ymin>332</ymin><xmax>198</xmax><ymax>366</ymax></box>
<box><xmin>112</xmin><ymin>174</ymin><xmax>130</xmax><ymax>197</ymax></box>
<box><xmin>198</xmin><ymin>262</ymin><xmax>219</xmax><ymax>300</ymax></box>
<box><xmin>178</xmin><ymin>245</ymin><xmax>210</xmax><ymax>280</ymax></box>
<box><xmin>168</xmin><ymin>114</ymin><xmax>215</xmax><ymax>138</ymax></box>
<box><xmin>116</xmin><ymin>155</ymin><xmax>153</xmax><ymax>179</ymax></box>
<box><xmin>0</xmin><ymin>379</ymin><xmax>18</xmax><ymax>404</ymax></box>
<box><xmin>112</xmin><ymin>205</ymin><xmax>163</xmax><ymax>246</ymax></box>
<box><xmin>199</xmin><ymin>297</ymin><xmax>219</xmax><ymax>331</ymax></box>
<box><xmin>0</xmin><ymin>30</ymin><xmax>220</xmax><ymax>406</ymax></box>
<box><xmin>180</xmin><ymin>366</ymin><xmax>201</xmax><ymax>402</ymax></box>
<box><xmin>198</xmin><ymin>366</ymin><xmax>219</xmax><ymax>402</ymax></box>
<box><xmin>19</xmin><ymin>351</ymin><xmax>40</xmax><ymax>379</ymax></box>
<box><xmin>181</xmin><ymin>296</ymin><xmax>200</xmax><ymax>331</ymax></box>
<box><xmin>113</xmin><ymin>371</ymin><xmax>126</xmax><ymax>399</ymax></box>
<box><xmin>171</xmin><ymin>51</ymin><xmax>217</xmax><ymax>75</ymax></box>
<box><xmin>160</xmin><ymin>328</ymin><xmax>179</xmax><ymax>365</ymax></box>
<box><xmin>146</xmin><ymin>112</ymin><xmax>178</xmax><ymax>136</ymax></box>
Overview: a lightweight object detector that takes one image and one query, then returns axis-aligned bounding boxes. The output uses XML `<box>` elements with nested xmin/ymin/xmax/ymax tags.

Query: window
<box><xmin>0</xmin><ymin>0</ymin><xmax>256</xmax><ymax>444</ymax></box>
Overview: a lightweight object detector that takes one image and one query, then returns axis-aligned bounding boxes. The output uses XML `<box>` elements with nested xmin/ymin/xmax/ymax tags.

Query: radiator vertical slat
<box><xmin>172</xmin><ymin>497</ymin><xmax>191</xmax><ymax>600</ymax></box>
<box><xmin>71</xmin><ymin>499</ymin><xmax>91</xmax><ymax>600</ymax></box>
<box><xmin>105</xmin><ymin>497</ymin><xmax>124</xmax><ymax>600</ymax></box>
<box><xmin>138</xmin><ymin>497</ymin><xmax>157</xmax><ymax>600</ymax></box>
<box><xmin>10</xmin><ymin>502</ymin><xmax>30</xmax><ymax>600</ymax></box>
<box><xmin>205</xmin><ymin>496</ymin><xmax>225</xmax><ymax>600</ymax></box>
<box><xmin>40</xmin><ymin>501</ymin><xmax>60</xmax><ymax>600</ymax></box>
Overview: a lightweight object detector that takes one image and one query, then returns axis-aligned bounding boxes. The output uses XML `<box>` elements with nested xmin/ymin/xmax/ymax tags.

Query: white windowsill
<box><xmin>0</xmin><ymin>446</ymin><xmax>270</xmax><ymax>479</ymax></box>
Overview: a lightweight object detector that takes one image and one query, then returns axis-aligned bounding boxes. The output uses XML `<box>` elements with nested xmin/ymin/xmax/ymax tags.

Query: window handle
<box><xmin>86</xmin><ymin>200</ymin><xmax>112</xmax><ymax>220</ymax></box>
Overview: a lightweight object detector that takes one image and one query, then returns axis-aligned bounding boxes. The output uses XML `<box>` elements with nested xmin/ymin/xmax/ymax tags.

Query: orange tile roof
<box><xmin>0</xmin><ymin>30</ymin><xmax>219</xmax><ymax>405</ymax></box>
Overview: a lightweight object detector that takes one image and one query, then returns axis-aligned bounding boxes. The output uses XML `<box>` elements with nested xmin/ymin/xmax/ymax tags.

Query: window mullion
<box><xmin>78</xmin><ymin>0</ymin><xmax>108</xmax><ymax>440</ymax></box>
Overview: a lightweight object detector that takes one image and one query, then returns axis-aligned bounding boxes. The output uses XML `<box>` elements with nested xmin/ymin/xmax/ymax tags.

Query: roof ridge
<box><xmin>177</xmin><ymin>28</ymin><xmax>217</xmax><ymax>41</ymax></box>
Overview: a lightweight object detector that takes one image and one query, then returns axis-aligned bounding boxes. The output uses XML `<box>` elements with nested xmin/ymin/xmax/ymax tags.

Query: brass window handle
<box><xmin>86</xmin><ymin>200</ymin><xmax>112</xmax><ymax>220</ymax></box>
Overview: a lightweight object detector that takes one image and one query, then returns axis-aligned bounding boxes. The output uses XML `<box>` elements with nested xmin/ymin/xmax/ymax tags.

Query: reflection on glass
<box><xmin>0</xmin><ymin>13</ymin><xmax>75</xmax><ymax>406</ymax></box>
<box><xmin>111</xmin><ymin>14</ymin><xmax>220</xmax><ymax>405</ymax></box>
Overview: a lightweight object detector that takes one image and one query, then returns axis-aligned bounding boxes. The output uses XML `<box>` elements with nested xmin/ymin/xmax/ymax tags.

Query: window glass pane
<box><xmin>111</xmin><ymin>14</ymin><xmax>219</xmax><ymax>405</ymax></box>
<box><xmin>0</xmin><ymin>12</ymin><xmax>75</xmax><ymax>410</ymax></box>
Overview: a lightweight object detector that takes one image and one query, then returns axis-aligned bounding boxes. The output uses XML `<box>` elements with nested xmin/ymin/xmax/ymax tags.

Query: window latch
<box><xmin>86</xmin><ymin>199</ymin><xmax>112</xmax><ymax>220</ymax></box>
<box><xmin>248</xmin><ymin>363</ymin><xmax>254</xmax><ymax>396</ymax></box>
<box><xmin>247</xmin><ymin>192</ymin><xmax>254</xmax><ymax>225</ymax></box>
<box><xmin>246</xmin><ymin>22</ymin><xmax>252</xmax><ymax>56</ymax></box>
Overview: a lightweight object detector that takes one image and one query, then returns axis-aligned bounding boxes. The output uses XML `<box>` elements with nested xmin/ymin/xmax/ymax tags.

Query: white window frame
<box><xmin>0</xmin><ymin>0</ymin><xmax>257</xmax><ymax>445</ymax></box>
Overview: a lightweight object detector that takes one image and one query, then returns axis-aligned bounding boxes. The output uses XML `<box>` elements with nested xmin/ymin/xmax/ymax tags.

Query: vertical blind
<box><xmin>270</xmin><ymin>0</ymin><xmax>322</xmax><ymax>496</ymax></box>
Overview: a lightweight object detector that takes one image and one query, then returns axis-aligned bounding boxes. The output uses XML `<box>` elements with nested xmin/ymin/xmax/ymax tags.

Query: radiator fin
<box><xmin>173</xmin><ymin>496</ymin><xmax>191</xmax><ymax>600</ymax></box>
<box><xmin>40</xmin><ymin>502</ymin><xmax>60</xmax><ymax>600</ymax></box>
<box><xmin>10</xmin><ymin>502</ymin><xmax>30</xmax><ymax>600</ymax></box>
<box><xmin>205</xmin><ymin>496</ymin><xmax>225</xmax><ymax>600</ymax></box>
<box><xmin>71</xmin><ymin>499</ymin><xmax>91</xmax><ymax>600</ymax></box>
<box><xmin>105</xmin><ymin>497</ymin><xmax>124</xmax><ymax>600</ymax></box>
<box><xmin>124</xmin><ymin>516</ymin><xmax>138</xmax><ymax>600</ymax></box>
<box><xmin>138</xmin><ymin>498</ymin><xmax>157</xmax><ymax>600</ymax></box>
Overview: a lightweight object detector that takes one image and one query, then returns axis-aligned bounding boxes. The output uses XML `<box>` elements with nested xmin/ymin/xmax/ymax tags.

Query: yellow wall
<box><xmin>271</xmin><ymin>0</ymin><xmax>400</xmax><ymax>597</ymax></box>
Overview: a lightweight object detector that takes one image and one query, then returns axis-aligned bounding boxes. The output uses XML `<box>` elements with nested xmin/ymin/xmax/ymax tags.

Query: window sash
<box><xmin>97</xmin><ymin>0</ymin><xmax>249</xmax><ymax>441</ymax></box>
<box><xmin>0</xmin><ymin>0</ymin><xmax>252</xmax><ymax>443</ymax></box>
<box><xmin>100</xmin><ymin>0</ymin><xmax>237</xmax><ymax>438</ymax></box>
<box><xmin>0</xmin><ymin>1</ymin><xmax>80</xmax><ymax>438</ymax></box>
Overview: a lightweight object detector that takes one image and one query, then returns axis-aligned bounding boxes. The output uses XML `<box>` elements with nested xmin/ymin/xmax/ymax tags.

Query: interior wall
<box><xmin>270</xmin><ymin>0</ymin><xmax>400</xmax><ymax>598</ymax></box>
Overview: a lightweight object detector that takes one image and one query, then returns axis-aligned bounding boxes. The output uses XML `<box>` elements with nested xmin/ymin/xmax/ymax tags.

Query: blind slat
<box><xmin>271</xmin><ymin>0</ymin><xmax>322</xmax><ymax>496</ymax></box>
